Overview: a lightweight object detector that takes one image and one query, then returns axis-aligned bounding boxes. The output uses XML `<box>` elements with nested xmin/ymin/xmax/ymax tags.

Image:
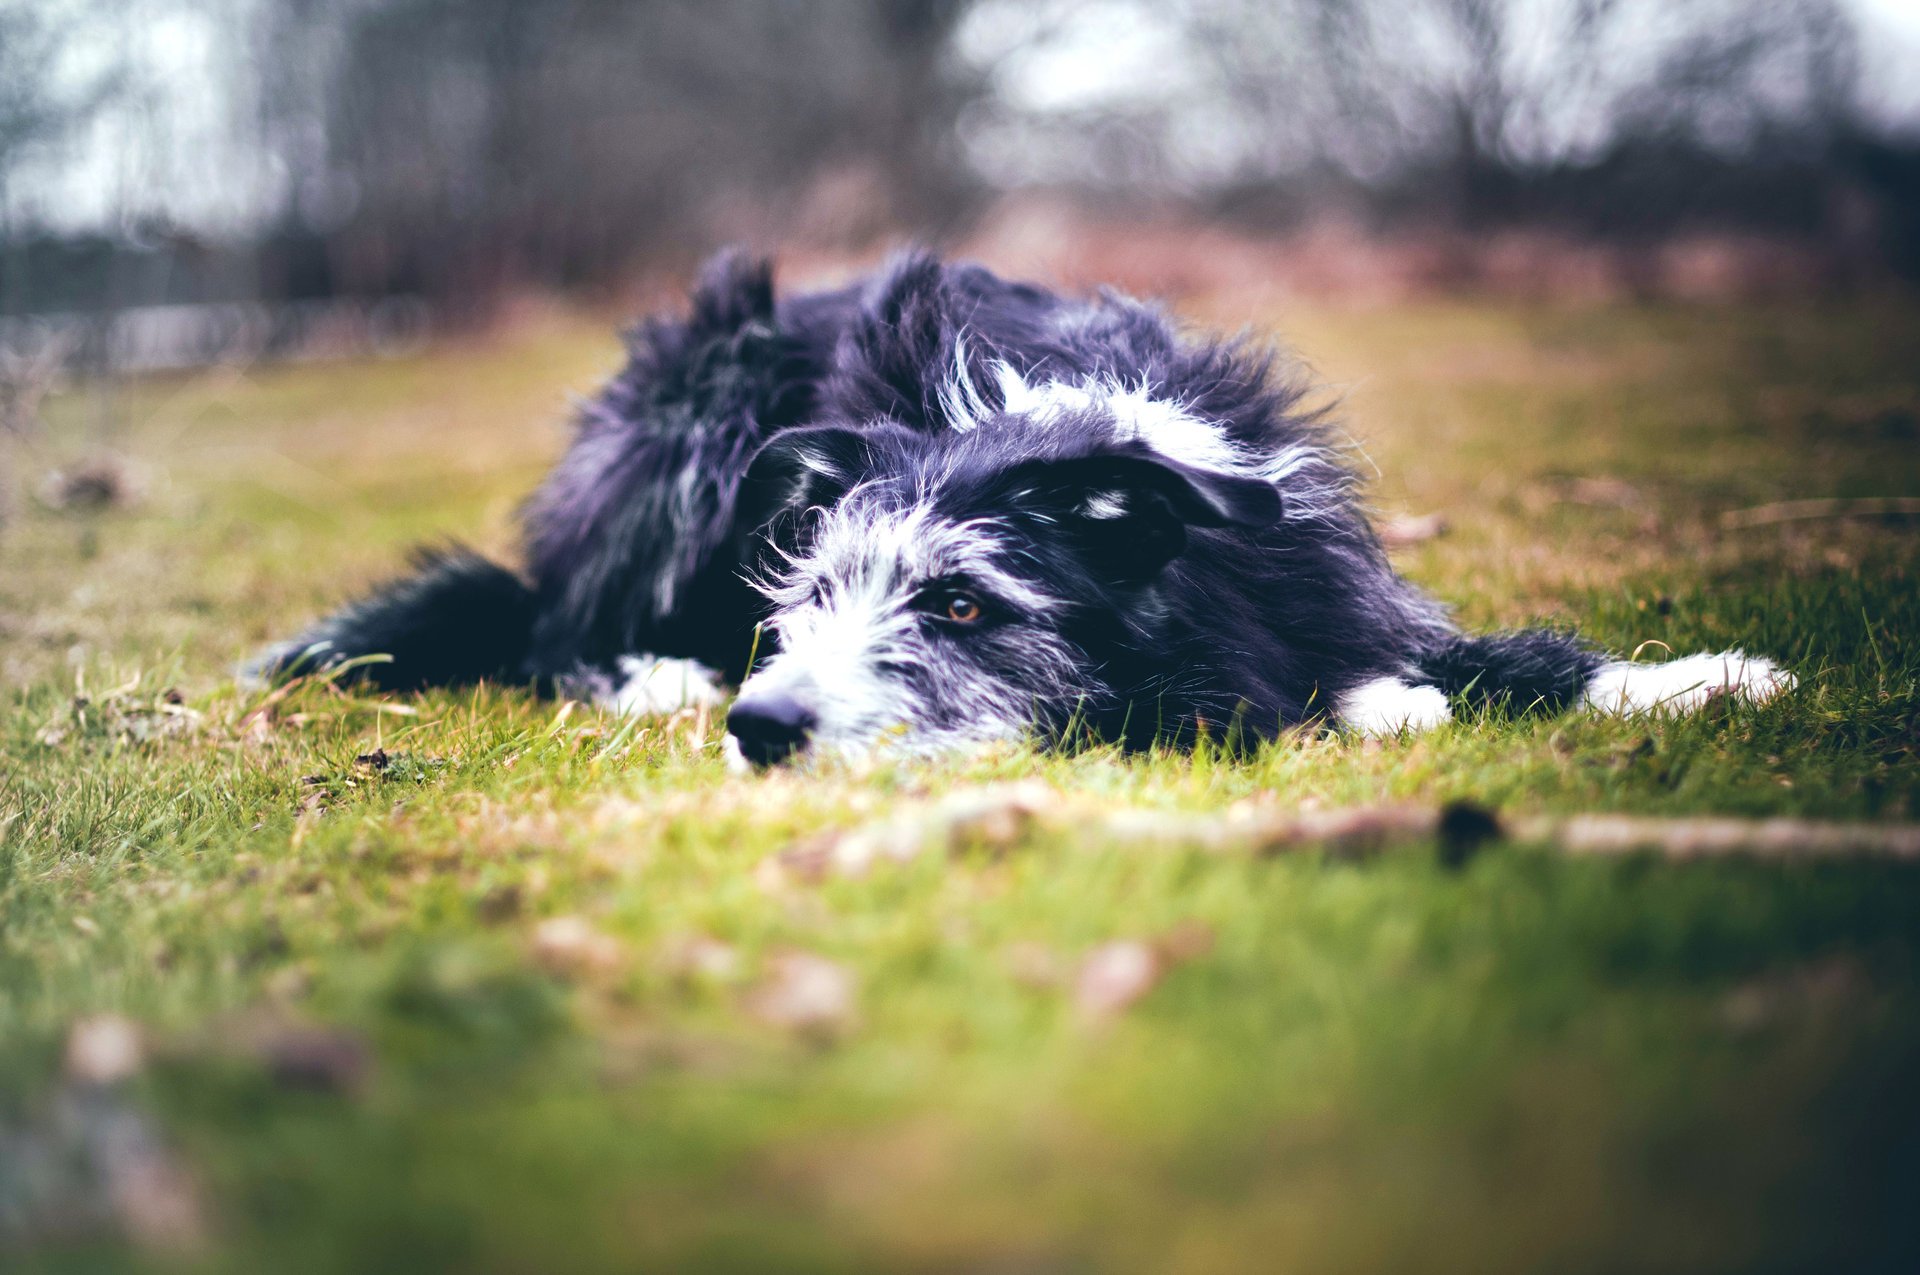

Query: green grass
<box><xmin>2</xmin><ymin>298</ymin><xmax>1918</xmax><ymax>1273</ymax></box>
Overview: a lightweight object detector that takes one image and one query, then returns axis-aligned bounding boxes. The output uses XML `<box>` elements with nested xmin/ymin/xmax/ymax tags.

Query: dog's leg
<box><xmin>1579</xmin><ymin>650</ymin><xmax>1796</xmax><ymax>716</ymax></box>
<box><xmin>1336</xmin><ymin>676</ymin><xmax>1453</xmax><ymax>736</ymax></box>
<box><xmin>597</xmin><ymin>655</ymin><xmax>729</xmax><ymax>717</ymax></box>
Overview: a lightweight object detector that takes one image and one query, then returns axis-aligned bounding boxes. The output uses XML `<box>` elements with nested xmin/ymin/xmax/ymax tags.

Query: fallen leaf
<box><xmin>266</xmin><ymin>963</ymin><xmax>313</xmax><ymax>1002</ymax></box>
<box><xmin>745</xmin><ymin>952</ymin><xmax>857</xmax><ymax>1037</ymax></box>
<box><xmin>1003</xmin><ymin>940</ymin><xmax>1066</xmax><ymax>989</ymax></box>
<box><xmin>1075</xmin><ymin>941</ymin><xmax>1163</xmax><ymax>1020</ymax></box>
<box><xmin>257</xmin><ymin>1025</ymin><xmax>372</xmax><ymax>1095</ymax></box>
<box><xmin>531</xmin><ymin>915</ymin><xmax>626</xmax><ymax>977</ymax></box>
<box><xmin>37</xmin><ymin>688</ymin><xmax>204</xmax><ymax>750</ymax></box>
<box><xmin>933</xmin><ymin>782</ymin><xmax>1055</xmax><ymax>855</ymax></box>
<box><xmin>474</xmin><ymin>882</ymin><xmax>523</xmax><ymax>923</ymax></box>
<box><xmin>1155</xmin><ymin>919</ymin><xmax>1217</xmax><ymax>963</ymax></box>
<box><xmin>756</xmin><ymin>838</ymin><xmax>834</xmax><ymax>891</ymax></box>
<box><xmin>660</xmin><ymin>934</ymin><xmax>742</xmax><ymax>983</ymax></box>
<box><xmin>65</xmin><ymin>1014</ymin><xmax>144</xmax><ymax>1086</ymax></box>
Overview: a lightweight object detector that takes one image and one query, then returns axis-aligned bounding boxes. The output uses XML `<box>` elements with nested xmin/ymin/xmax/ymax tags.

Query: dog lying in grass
<box><xmin>255</xmin><ymin>250</ymin><xmax>1793</xmax><ymax>765</ymax></box>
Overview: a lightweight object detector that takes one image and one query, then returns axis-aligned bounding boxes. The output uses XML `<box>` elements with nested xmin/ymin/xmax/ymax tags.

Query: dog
<box><xmin>253</xmin><ymin>250</ymin><xmax>1793</xmax><ymax>765</ymax></box>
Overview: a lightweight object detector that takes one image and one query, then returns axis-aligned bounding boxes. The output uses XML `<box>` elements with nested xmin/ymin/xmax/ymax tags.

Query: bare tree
<box><xmin>2</xmin><ymin>1</ymin><xmax>123</xmax><ymax>304</ymax></box>
<box><xmin>246</xmin><ymin>0</ymin><xmax>986</xmax><ymax>316</ymax></box>
<box><xmin>965</xmin><ymin>0</ymin><xmax>1863</xmax><ymax>226</ymax></box>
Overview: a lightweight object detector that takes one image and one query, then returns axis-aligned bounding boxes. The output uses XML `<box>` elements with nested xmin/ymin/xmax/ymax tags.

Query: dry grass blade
<box><xmin>1719</xmin><ymin>497</ymin><xmax>1920</xmax><ymax>529</ymax></box>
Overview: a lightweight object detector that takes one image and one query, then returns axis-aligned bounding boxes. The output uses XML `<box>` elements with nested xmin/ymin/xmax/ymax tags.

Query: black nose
<box><xmin>727</xmin><ymin>692</ymin><xmax>817</xmax><ymax>766</ymax></box>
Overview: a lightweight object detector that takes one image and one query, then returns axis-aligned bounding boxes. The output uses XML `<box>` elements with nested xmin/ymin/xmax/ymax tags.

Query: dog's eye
<box><xmin>915</xmin><ymin>586</ymin><xmax>989</xmax><ymax>625</ymax></box>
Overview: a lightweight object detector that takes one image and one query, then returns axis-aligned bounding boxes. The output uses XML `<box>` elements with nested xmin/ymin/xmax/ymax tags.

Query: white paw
<box><xmin>1581</xmin><ymin>650</ymin><xmax>1796</xmax><ymax>717</ymax></box>
<box><xmin>720</xmin><ymin>733</ymin><xmax>753</xmax><ymax>775</ymax></box>
<box><xmin>600</xmin><ymin>655</ymin><xmax>728</xmax><ymax>717</ymax></box>
<box><xmin>1336</xmin><ymin>676</ymin><xmax>1452</xmax><ymax>737</ymax></box>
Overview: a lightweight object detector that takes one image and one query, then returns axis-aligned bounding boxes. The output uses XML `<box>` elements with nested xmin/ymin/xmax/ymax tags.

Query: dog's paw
<box><xmin>1581</xmin><ymin>650</ymin><xmax>1796</xmax><ymax>717</ymax></box>
<box><xmin>1337</xmin><ymin>676</ymin><xmax>1453</xmax><ymax>737</ymax></box>
<box><xmin>601</xmin><ymin>654</ymin><xmax>728</xmax><ymax>717</ymax></box>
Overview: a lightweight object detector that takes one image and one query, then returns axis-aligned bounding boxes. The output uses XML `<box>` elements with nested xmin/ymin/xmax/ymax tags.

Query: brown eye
<box><xmin>945</xmin><ymin>593</ymin><xmax>983</xmax><ymax>624</ymax></box>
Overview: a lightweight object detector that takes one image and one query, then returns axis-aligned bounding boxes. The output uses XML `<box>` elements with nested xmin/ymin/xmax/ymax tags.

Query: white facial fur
<box><xmin>741</xmin><ymin>497</ymin><xmax>1080</xmax><ymax>759</ymax></box>
<box><xmin>736</xmin><ymin>358</ymin><xmax>1329</xmax><ymax>761</ymax></box>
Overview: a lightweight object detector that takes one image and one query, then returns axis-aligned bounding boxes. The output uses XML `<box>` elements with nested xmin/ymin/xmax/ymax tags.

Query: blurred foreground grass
<box><xmin>3</xmin><ymin>295</ymin><xmax>1918</xmax><ymax>1273</ymax></box>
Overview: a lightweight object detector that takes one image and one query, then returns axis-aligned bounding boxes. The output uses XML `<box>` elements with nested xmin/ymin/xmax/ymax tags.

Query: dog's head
<box><xmin>724</xmin><ymin>397</ymin><xmax>1283</xmax><ymax>765</ymax></box>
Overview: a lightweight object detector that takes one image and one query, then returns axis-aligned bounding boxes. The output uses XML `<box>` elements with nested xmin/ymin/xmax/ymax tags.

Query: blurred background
<box><xmin>2</xmin><ymin>0</ymin><xmax>1919</xmax><ymax>378</ymax></box>
<box><xmin>2</xmin><ymin>16</ymin><xmax>1918</xmax><ymax>1265</ymax></box>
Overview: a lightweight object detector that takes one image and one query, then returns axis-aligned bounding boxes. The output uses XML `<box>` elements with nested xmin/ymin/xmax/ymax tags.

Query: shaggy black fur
<box><xmin>258</xmin><ymin>546</ymin><xmax>536</xmax><ymax>692</ymax></box>
<box><xmin>256</xmin><ymin>248</ymin><xmax>1608</xmax><ymax>746</ymax></box>
<box><xmin>1418</xmin><ymin>631</ymin><xmax>1605</xmax><ymax>714</ymax></box>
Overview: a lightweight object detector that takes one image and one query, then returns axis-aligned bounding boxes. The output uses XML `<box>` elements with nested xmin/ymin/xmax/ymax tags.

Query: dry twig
<box><xmin>762</xmin><ymin>786</ymin><xmax>1920</xmax><ymax>877</ymax></box>
<box><xmin>1720</xmin><ymin>497</ymin><xmax>1920</xmax><ymax>529</ymax></box>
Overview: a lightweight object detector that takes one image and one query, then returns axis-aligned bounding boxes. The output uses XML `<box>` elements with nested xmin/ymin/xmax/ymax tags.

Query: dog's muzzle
<box><xmin>726</xmin><ymin>690</ymin><xmax>817</xmax><ymax>766</ymax></box>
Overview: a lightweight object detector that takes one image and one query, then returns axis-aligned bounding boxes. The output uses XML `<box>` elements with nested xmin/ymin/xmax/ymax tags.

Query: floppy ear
<box><xmin>1000</xmin><ymin>449</ymin><xmax>1282</xmax><ymax>583</ymax></box>
<box><xmin>733</xmin><ymin>422</ymin><xmax>931</xmax><ymax>550</ymax></box>
<box><xmin>826</xmin><ymin>253</ymin><xmax>961</xmax><ymax>431</ymax></box>
<box><xmin>733</xmin><ymin>426</ymin><xmax>869</xmax><ymax>541</ymax></box>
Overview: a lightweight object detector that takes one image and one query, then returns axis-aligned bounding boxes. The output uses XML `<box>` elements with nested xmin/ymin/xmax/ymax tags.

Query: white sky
<box><xmin>8</xmin><ymin>0</ymin><xmax>1920</xmax><ymax>233</ymax></box>
<box><xmin>969</xmin><ymin>0</ymin><xmax>1920</xmax><ymax>125</ymax></box>
<box><xmin>1854</xmin><ymin>0</ymin><xmax>1920</xmax><ymax>120</ymax></box>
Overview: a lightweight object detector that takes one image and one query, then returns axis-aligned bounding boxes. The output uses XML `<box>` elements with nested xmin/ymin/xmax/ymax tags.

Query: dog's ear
<box><xmin>734</xmin><ymin>423</ymin><xmax>921</xmax><ymax>547</ymax></box>
<box><xmin>1000</xmin><ymin>448</ymin><xmax>1282</xmax><ymax>583</ymax></box>
<box><xmin>734</xmin><ymin>426</ymin><xmax>868</xmax><ymax>539</ymax></box>
<box><xmin>827</xmin><ymin>252</ymin><xmax>996</xmax><ymax>432</ymax></box>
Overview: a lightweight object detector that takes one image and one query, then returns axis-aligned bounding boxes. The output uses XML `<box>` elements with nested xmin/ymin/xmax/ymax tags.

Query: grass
<box><xmin>2</xmin><ymin>295</ymin><xmax>1918</xmax><ymax>1273</ymax></box>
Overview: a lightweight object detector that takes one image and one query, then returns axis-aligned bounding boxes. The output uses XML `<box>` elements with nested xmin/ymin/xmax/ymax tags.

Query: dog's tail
<box><xmin>247</xmin><ymin>546</ymin><xmax>536</xmax><ymax>692</ymax></box>
<box><xmin>1414</xmin><ymin>629</ymin><xmax>1796</xmax><ymax>718</ymax></box>
<box><xmin>1414</xmin><ymin>629</ymin><xmax>1607</xmax><ymax>714</ymax></box>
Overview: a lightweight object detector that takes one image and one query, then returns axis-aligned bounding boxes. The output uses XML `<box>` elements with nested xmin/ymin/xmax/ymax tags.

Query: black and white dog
<box><xmin>256</xmin><ymin>250</ymin><xmax>1792</xmax><ymax>765</ymax></box>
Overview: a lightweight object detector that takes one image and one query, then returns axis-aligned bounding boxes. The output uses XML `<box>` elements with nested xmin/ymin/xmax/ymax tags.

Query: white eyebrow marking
<box><xmin>940</xmin><ymin>355</ymin><xmax>1339</xmax><ymax>521</ymax></box>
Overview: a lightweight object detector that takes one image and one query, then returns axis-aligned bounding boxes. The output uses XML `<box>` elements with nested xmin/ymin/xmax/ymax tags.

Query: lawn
<box><xmin>2</xmin><ymin>293</ymin><xmax>1917</xmax><ymax>1274</ymax></box>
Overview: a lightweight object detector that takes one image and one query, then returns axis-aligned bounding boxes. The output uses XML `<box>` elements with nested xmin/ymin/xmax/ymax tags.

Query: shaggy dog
<box><xmin>255</xmin><ymin>250</ymin><xmax>1792</xmax><ymax>765</ymax></box>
